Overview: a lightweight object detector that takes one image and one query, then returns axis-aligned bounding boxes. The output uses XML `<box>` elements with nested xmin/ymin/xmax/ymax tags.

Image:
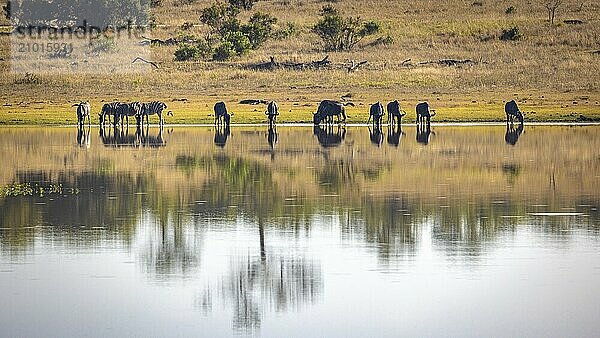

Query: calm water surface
<box><xmin>1</xmin><ymin>125</ymin><xmax>599</xmax><ymax>337</ymax></box>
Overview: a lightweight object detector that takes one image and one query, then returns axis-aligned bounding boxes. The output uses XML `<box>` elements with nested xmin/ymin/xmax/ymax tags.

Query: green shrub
<box><xmin>505</xmin><ymin>6</ymin><xmax>516</xmax><ymax>14</ymax></box>
<box><xmin>312</xmin><ymin>5</ymin><xmax>381</xmax><ymax>51</ymax></box>
<box><xmin>242</xmin><ymin>12</ymin><xmax>277</xmax><ymax>48</ymax></box>
<box><xmin>174</xmin><ymin>41</ymin><xmax>213</xmax><ymax>61</ymax></box>
<box><xmin>196</xmin><ymin>1</ymin><xmax>279</xmax><ymax>60</ymax></box>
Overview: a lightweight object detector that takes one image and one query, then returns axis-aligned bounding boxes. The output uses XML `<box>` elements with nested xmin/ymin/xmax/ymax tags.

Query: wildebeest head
<box><xmin>224</xmin><ymin>112</ymin><xmax>231</xmax><ymax>125</ymax></box>
<box><xmin>313</xmin><ymin>112</ymin><xmax>323</xmax><ymax>125</ymax></box>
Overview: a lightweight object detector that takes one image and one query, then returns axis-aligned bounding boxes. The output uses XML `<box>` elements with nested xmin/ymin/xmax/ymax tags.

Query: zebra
<box><xmin>119</xmin><ymin>101</ymin><xmax>143</xmax><ymax>127</ymax></box>
<box><xmin>73</xmin><ymin>101</ymin><xmax>91</xmax><ymax>126</ymax></box>
<box><xmin>99</xmin><ymin>102</ymin><xmax>121</xmax><ymax>126</ymax></box>
<box><xmin>140</xmin><ymin>101</ymin><xmax>171</xmax><ymax>126</ymax></box>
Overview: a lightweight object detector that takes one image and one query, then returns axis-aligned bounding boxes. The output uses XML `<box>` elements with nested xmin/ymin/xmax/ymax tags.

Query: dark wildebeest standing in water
<box><xmin>73</xmin><ymin>101</ymin><xmax>91</xmax><ymax>126</ymax></box>
<box><xmin>416</xmin><ymin>102</ymin><xmax>436</xmax><ymax>124</ymax></box>
<box><xmin>265</xmin><ymin>101</ymin><xmax>279</xmax><ymax>126</ymax></box>
<box><xmin>387</xmin><ymin>124</ymin><xmax>405</xmax><ymax>147</ymax></box>
<box><xmin>505</xmin><ymin>100</ymin><xmax>524</xmax><ymax>124</ymax></box>
<box><xmin>369</xmin><ymin>125</ymin><xmax>384</xmax><ymax>147</ymax></box>
<box><xmin>313</xmin><ymin>100</ymin><xmax>348</xmax><ymax>125</ymax></box>
<box><xmin>367</xmin><ymin>102</ymin><xmax>385</xmax><ymax>126</ymax></box>
<box><xmin>505</xmin><ymin>122</ymin><xmax>524</xmax><ymax>146</ymax></box>
<box><xmin>416</xmin><ymin>123</ymin><xmax>432</xmax><ymax>145</ymax></box>
<box><xmin>313</xmin><ymin>125</ymin><xmax>346</xmax><ymax>148</ymax></box>
<box><xmin>214</xmin><ymin>101</ymin><xmax>232</xmax><ymax>126</ymax></box>
<box><xmin>387</xmin><ymin>100</ymin><xmax>406</xmax><ymax>126</ymax></box>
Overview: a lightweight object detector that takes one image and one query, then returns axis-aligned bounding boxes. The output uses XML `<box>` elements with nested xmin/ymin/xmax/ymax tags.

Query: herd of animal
<box><xmin>73</xmin><ymin>98</ymin><xmax>525</xmax><ymax>127</ymax></box>
<box><xmin>73</xmin><ymin>100</ymin><xmax>172</xmax><ymax>127</ymax></box>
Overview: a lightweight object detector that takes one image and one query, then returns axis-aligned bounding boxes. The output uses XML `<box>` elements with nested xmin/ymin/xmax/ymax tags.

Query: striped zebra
<box><xmin>119</xmin><ymin>101</ymin><xmax>143</xmax><ymax>127</ymax></box>
<box><xmin>73</xmin><ymin>101</ymin><xmax>91</xmax><ymax>126</ymax></box>
<box><xmin>99</xmin><ymin>102</ymin><xmax>121</xmax><ymax>126</ymax></box>
<box><xmin>140</xmin><ymin>101</ymin><xmax>171</xmax><ymax>126</ymax></box>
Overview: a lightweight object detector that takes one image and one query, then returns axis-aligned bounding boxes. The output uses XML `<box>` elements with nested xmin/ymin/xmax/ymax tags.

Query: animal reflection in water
<box><xmin>214</xmin><ymin>125</ymin><xmax>231</xmax><ymax>148</ymax></box>
<box><xmin>505</xmin><ymin>123</ymin><xmax>524</xmax><ymax>145</ymax></box>
<box><xmin>76</xmin><ymin>125</ymin><xmax>91</xmax><ymax>148</ymax></box>
<box><xmin>369</xmin><ymin>125</ymin><xmax>384</xmax><ymax>147</ymax></box>
<box><xmin>416</xmin><ymin>123</ymin><xmax>433</xmax><ymax>145</ymax></box>
<box><xmin>99</xmin><ymin>125</ymin><xmax>166</xmax><ymax>148</ymax></box>
<box><xmin>387</xmin><ymin>124</ymin><xmax>405</xmax><ymax>147</ymax></box>
<box><xmin>313</xmin><ymin>125</ymin><xmax>346</xmax><ymax>148</ymax></box>
<box><xmin>267</xmin><ymin>125</ymin><xmax>278</xmax><ymax>149</ymax></box>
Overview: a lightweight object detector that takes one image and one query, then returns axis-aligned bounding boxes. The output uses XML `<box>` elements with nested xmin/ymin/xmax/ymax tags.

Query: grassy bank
<box><xmin>0</xmin><ymin>0</ymin><xmax>599</xmax><ymax>125</ymax></box>
<box><xmin>1</xmin><ymin>90</ymin><xmax>598</xmax><ymax>125</ymax></box>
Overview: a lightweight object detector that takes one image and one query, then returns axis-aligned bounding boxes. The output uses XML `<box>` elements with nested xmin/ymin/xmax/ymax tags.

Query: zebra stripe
<box><xmin>140</xmin><ymin>101</ymin><xmax>168</xmax><ymax>126</ymax></box>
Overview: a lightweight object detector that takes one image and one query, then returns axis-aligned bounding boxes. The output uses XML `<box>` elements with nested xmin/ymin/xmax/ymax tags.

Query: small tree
<box><xmin>177</xmin><ymin>0</ymin><xmax>276</xmax><ymax>61</ymax></box>
<box><xmin>312</xmin><ymin>5</ymin><xmax>381</xmax><ymax>51</ymax></box>
<box><xmin>545</xmin><ymin>0</ymin><xmax>562</xmax><ymax>24</ymax></box>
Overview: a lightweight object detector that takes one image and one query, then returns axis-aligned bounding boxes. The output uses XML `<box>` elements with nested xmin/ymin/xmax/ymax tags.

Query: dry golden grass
<box><xmin>0</xmin><ymin>0</ymin><xmax>599</xmax><ymax>124</ymax></box>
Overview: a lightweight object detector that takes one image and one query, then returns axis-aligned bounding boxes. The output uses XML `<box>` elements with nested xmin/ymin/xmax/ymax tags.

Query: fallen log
<box><xmin>248</xmin><ymin>55</ymin><xmax>332</xmax><ymax>71</ymax></box>
<box><xmin>419</xmin><ymin>59</ymin><xmax>476</xmax><ymax>66</ymax></box>
<box><xmin>239</xmin><ymin>99</ymin><xmax>269</xmax><ymax>105</ymax></box>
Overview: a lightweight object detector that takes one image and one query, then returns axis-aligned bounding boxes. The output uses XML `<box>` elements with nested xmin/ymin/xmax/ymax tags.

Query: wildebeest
<box><xmin>99</xmin><ymin>102</ymin><xmax>121</xmax><ymax>126</ymax></box>
<box><xmin>313</xmin><ymin>100</ymin><xmax>347</xmax><ymax>125</ymax></box>
<box><xmin>387</xmin><ymin>100</ymin><xmax>406</xmax><ymax>125</ymax></box>
<box><xmin>387</xmin><ymin>124</ymin><xmax>405</xmax><ymax>147</ymax></box>
<box><xmin>367</xmin><ymin>102</ymin><xmax>385</xmax><ymax>126</ymax></box>
<box><xmin>416</xmin><ymin>123</ymin><xmax>432</xmax><ymax>145</ymax></box>
<box><xmin>505</xmin><ymin>100</ymin><xmax>524</xmax><ymax>124</ymax></box>
<box><xmin>140</xmin><ymin>101</ymin><xmax>170</xmax><ymax>126</ymax></box>
<box><xmin>313</xmin><ymin>125</ymin><xmax>346</xmax><ymax>148</ymax></box>
<box><xmin>505</xmin><ymin>122</ymin><xmax>524</xmax><ymax>146</ymax></box>
<box><xmin>266</xmin><ymin>101</ymin><xmax>279</xmax><ymax>125</ymax></box>
<box><xmin>73</xmin><ymin>101</ymin><xmax>91</xmax><ymax>126</ymax></box>
<box><xmin>214</xmin><ymin>101</ymin><xmax>233</xmax><ymax>126</ymax></box>
<box><xmin>416</xmin><ymin>102</ymin><xmax>436</xmax><ymax>124</ymax></box>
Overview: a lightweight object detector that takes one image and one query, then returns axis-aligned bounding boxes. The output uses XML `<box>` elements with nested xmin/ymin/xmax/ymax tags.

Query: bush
<box><xmin>273</xmin><ymin>22</ymin><xmax>299</xmax><ymax>40</ymax></box>
<box><xmin>242</xmin><ymin>12</ymin><xmax>277</xmax><ymax>48</ymax></box>
<box><xmin>194</xmin><ymin>1</ymin><xmax>278</xmax><ymax>60</ymax></box>
<box><xmin>499</xmin><ymin>26</ymin><xmax>523</xmax><ymax>41</ymax></box>
<box><xmin>312</xmin><ymin>5</ymin><xmax>381</xmax><ymax>51</ymax></box>
<box><xmin>174</xmin><ymin>41</ymin><xmax>213</xmax><ymax>61</ymax></box>
<box><xmin>505</xmin><ymin>6</ymin><xmax>516</xmax><ymax>14</ymax></box>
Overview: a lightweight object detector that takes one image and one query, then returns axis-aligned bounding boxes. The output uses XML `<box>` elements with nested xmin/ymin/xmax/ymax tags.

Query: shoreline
<box><xmin>1</xmin><ymin>122</ymin><xmax>600</xmax><ymax>128</ymax></box>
